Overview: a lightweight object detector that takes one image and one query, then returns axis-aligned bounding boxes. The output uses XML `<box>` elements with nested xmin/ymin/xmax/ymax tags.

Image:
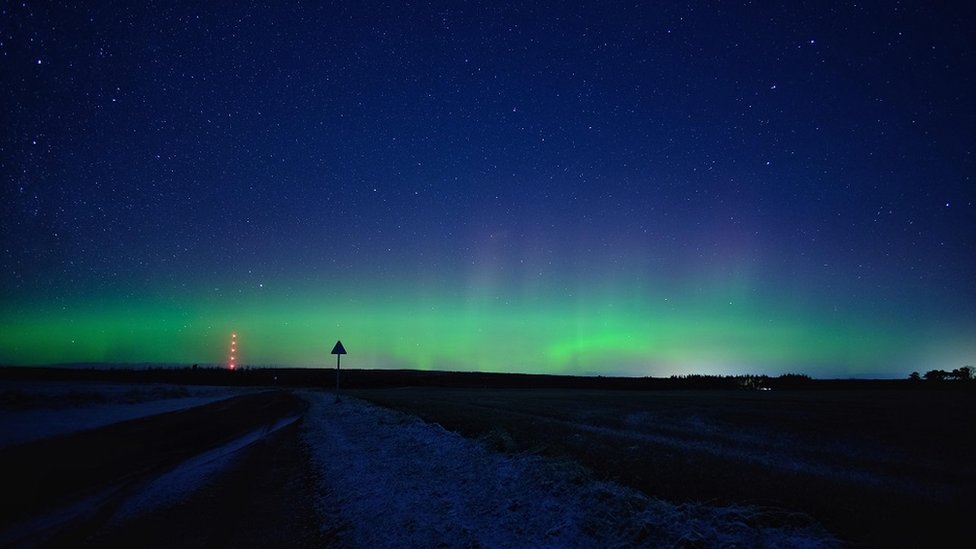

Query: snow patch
<box><xmin>300</xmin><ymin>392</ymin><xmax>837</xmax><ymax>548</ymax></box>
<box><xmin>0</xmin><ymin>382</ymin><xmax>251</xmax><ymax>448</ymax></box>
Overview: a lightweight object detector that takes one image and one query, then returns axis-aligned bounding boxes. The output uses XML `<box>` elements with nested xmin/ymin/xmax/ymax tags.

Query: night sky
<box><xmin>2</xmin><ymin>1</ymin><xmax>973</xmax><ymax>377</ymax></box>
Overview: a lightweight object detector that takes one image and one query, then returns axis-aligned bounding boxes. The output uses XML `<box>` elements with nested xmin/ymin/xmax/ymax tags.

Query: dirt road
<box><xmin>0</xmin><ymin>391</ymin><xmax>313</xmax><ymax>548</ymax></box>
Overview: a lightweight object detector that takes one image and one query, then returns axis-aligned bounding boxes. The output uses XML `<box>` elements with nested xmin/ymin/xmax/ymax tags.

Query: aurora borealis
<box><xmin>2</xmin><ymin>2</ymin><xmax>973</xmax><ymax>377</ymax></box>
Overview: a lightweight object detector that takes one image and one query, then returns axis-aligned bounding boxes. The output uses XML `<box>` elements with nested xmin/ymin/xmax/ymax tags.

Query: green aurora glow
<box><xmin>3</xmin><ymin>2</ymin><xmax>974</xmax><ymax>380</ymax></box>
<box><xmin>2</xmin><ymin>279</ymin><xmax>971</xmax><ymax>377</ymax></box>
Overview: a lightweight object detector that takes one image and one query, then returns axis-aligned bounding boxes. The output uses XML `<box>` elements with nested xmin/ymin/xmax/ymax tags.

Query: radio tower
<box><xmin>228</xmin><ymin>332</ymin><xmax>237</xmax><ymax>370</ymax></box>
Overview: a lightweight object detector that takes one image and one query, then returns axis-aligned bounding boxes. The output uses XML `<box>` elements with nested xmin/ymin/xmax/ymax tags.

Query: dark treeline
<box><xmin>909</xmin><ymin>366</ymin><xmax>974</xmax><ymax>382</ymax></box>
<box><xmin>3</xmin><ymin>365</ymin><xmax>974</xmax><ymax>391</ymax></box>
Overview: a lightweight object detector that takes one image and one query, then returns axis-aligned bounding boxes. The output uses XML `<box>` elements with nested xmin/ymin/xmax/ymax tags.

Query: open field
<box><xmin>352</xmin><ymin>387</ymin><xmax>976</xmax><ymax>547</ymax></box>
<box><xmin>0</xmin><ymin>377</ymin><xmax>841</xmax><ymax>548</ymax></box>
<box><xmin>1</xmin><ymin>370</ymin><xmax>972</xmax><ymax>547</ymax></box>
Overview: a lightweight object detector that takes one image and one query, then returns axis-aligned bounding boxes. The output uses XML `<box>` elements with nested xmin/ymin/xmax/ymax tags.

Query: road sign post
<box><xmin>331</xmin><ymin>340</ymin><xmax>346</xmax><ymax>402</ymax></box>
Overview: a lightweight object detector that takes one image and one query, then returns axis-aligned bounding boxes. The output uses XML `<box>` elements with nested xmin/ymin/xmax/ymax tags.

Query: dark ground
<box><xmin>83</xmin><ymin>418</ymin><xmax>330</xmax><ymax>548</ymax></box>
<box><xmin>2</xmin><ymin>367</ymin><xmax>973</xmax><ymax>548</ymax></box>
<box><xmin>0</xmin><ymin>390</ymin><xmax>327</xmax><ymax>548</ymax></box>
<box><xmin>0</xmin><ymin>364</ymin><xmax>922</xmax><ymax>391</ymax></box>
<box><xmin>352</xmin><ymin>387</ymin><xmax>976</xmax><ymax>548</ymax></box>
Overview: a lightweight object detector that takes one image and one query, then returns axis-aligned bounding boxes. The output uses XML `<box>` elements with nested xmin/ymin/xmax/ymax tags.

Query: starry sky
<box><xmin>1</xmin><ymin>1</ymin><xmax>973</xmax><ymax>377</ymax></box>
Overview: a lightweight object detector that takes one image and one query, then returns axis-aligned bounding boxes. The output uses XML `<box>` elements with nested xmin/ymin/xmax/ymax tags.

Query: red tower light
<box><xmin>228</xmin><ymin>332</ymin><xmax>238</xmax><ymax>370</ymax></box>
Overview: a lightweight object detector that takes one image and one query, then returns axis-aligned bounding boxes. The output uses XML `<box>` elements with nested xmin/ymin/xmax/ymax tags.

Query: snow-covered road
<box><xmin>300</xmin><ymin>392</ymin><xmax>837</xmax><ymax>548</ymax></box>
<box><xmin>0</xmin><ymin>382</ymin><xmax>249</xmax><ymax>448</ymax></box>
<box><xmin>0</xmin><ymin>389</ymin><xmax>307</xmax><ymax>548</ymax></box>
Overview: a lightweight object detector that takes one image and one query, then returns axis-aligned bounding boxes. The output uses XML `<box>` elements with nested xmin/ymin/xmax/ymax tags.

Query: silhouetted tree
<box><xmin>908</xmin><ymin>371</ymin><xmax>920</xmax><ymax>381</ymax></box>
<box><xmin>924</xmin><ymin>369</ymin><xmax>947</xmax><ymax>381</ymax></box>
<box><xmin>922</xmin><ymin>367</ymin><xmax>976</xmax><ymax>381</ymax></box>
<box><xmin>949</xmin><ymin>366</ymin><xmax>974</xmax><ymax>381</ymax></box>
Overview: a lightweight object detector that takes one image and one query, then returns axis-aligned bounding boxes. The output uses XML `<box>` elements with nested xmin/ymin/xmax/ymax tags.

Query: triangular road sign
<box><xmin>331</xmin><ymin>340</ymin><xmax>347</xmax><ymax>355</ymax></box>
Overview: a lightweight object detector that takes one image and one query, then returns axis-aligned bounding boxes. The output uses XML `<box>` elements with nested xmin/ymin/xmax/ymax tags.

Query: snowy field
<box><xmin>0</xmin><ymin>380</ymin><xmax>249</xmax><ymax>448</ymax></box>
<box><xmin>2</xmin><ymin>382</ymin><xmax>839</xmax><ymax>547</ymax></box>
<box><xmin>301</xmin><ymin>392</ymin><xmax>838</xmax><ymax>548</ymax></box>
